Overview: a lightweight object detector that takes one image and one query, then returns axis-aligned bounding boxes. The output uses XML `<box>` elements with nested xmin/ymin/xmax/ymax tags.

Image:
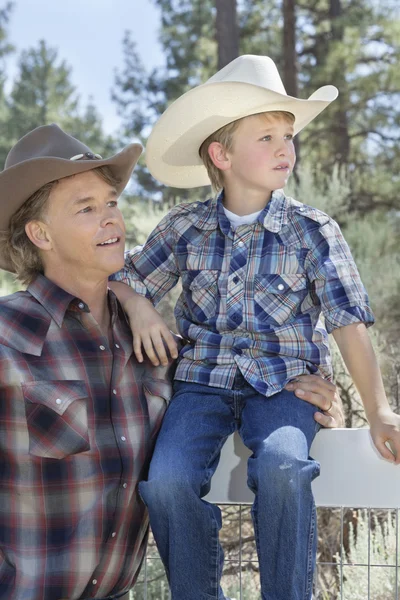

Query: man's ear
<box><xmin>207</xmin><ymin>142</ymin><xmax>231</xmax><ymax>172</ymax></box>
<box><xmin>25</xmin><ymin>220</ymin><xmax>52</xmax><ymax>251</ymax></box>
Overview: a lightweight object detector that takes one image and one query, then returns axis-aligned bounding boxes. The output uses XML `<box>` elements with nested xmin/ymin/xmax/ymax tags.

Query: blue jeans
<box><xmin>139</xmin><ymin>378</ymin><xmax>321</xmax><ymax>600</ymax></box>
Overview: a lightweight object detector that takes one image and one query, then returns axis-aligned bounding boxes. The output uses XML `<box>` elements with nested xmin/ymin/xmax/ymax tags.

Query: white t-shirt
<box><xmin>223</xmin><ymin>206</ymin><xmax>263</xmax><ymax>230</ymax></box>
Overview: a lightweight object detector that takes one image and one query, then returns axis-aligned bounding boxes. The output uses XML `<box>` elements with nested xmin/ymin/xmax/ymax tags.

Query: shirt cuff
<box><xmin>324</xmin><ymin>304</ymin><xmax>375</xmax><ymax>333</ymax></box>
<box><xmin>109</xmin><ymin>270</ymin><xmax>149</xmax><ymax>298</ymax></box>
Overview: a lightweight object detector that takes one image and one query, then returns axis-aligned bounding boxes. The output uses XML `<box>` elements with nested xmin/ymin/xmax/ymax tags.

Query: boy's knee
<box><xmin>251</xmin><ymin>448</ymin><xmax>319</xmax><ymax>494</ymax></box>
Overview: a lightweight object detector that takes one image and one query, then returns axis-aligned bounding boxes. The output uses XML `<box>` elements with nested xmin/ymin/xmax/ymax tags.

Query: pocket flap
<box><xmin>255</xmin><ymin>273</ymin><xmax>308</xmax><ymax>294</ymax></box>
<box><xmin>21</xmin><ymin>380</ymin><xmax>89</xmax><ymax>416</ymax></box>
<box><xmin>187</xmin><ymin>270</ymin><xmax>219</xmax><ymax>290</ymax></box>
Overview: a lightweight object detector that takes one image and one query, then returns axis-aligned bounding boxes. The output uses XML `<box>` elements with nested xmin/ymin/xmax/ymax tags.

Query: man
<box><xmin>0</xmin><ymin>124</ymin><xmax>173</xmax><ymax>600</ymax></box>
<box><xmin>0</xmin><ymin>124</ymin><xmax>343</xmax><ymax>600</ymax></box>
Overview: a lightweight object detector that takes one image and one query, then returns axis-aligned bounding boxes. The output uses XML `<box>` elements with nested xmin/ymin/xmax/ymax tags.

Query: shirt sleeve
<box><xmin>305</xmin><ymin>218</ymin><xmax>375</xmax><ymax>333</ymax></box>
<box><xmin>109</xmin><ymin>211</ymin><xmax>180</xmax><ymax>306</ymax></box>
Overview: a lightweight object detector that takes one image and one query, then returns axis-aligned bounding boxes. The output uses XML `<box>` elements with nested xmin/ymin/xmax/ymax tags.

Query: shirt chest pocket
<box><xmin>182</xmin><ymin>269</ymin><xmax>220</xmax><ymax>322</ymax></box>
<box><xmin>22</xmin><ymin>380</ymin><xmax>90</xmax><ymax>460</ymax></box>
<box><xmin>253</xmin><ymin>273</ymin><xmax>309</xmax><ymax>326</ymax></box>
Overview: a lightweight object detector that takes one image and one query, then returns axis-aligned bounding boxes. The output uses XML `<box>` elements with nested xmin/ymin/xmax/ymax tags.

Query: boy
<box><xmin>110</xmin><ymin>56</ymin><xmax>400</xmax><ymax>600</ymax></box>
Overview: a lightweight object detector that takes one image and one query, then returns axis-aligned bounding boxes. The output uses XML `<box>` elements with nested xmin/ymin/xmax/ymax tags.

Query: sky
<box><xmin>5</xmin><ymin>0</ymin><xmax>164</xmax><ymax>133</ymax></box>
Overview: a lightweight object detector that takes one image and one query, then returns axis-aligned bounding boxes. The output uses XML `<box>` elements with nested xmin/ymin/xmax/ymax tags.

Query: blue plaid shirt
<box><xmin>113</xmin><ymin>190</ymin><xmax>374</xmax><ymax>396</ymax></box>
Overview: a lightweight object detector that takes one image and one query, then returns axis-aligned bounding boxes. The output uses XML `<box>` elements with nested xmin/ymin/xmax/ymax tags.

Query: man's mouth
<box><xmin>97</xmin><ymin>237</ymin><xmax>120</xmax><ymax>246</ymax></box>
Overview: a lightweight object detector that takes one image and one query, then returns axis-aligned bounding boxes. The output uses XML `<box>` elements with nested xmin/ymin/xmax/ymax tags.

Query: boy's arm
<box><xmin>109</xmin><ymin>281</ymin><xmax>178</xmax><ymax>367</ymax></box>
<box><xmin>332</xmin><ymin>322</ymin><xmax>400</xmax><ymax>463</ymax></box>
<box><xmin>110</xmin><ymin>209</ymin><xmax>182</xmax><ymax>365</ymax></box>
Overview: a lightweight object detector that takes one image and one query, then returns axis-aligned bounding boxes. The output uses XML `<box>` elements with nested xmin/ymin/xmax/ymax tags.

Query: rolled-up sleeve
<box><xmin>306</xmin><ymin>218</ymin><xmax>375</xmax><ymax>333</ymax></box>
<box><xmin>110</xmin><ymin>212</ymin><xmax>180</xmax><ymax>306</ymax></box>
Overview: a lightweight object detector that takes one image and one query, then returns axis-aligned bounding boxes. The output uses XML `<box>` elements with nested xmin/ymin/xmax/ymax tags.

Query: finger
<box><xmin>161</xmin><ymin>329</ymin><xmax>179</xmax><ymax>360</ymax></box>
<box><xmin>133</xmin><ymin>334</ymin><xmax>144</xmax><ymax>363</ymax></box>
<box><xmin>314</xmin><ymin>410</ymin><xmax>337</xmax><ymax>429</ymax></box>
<box><xmin>286</xmin><ymin>376</ymin><xmax>336</xmax><ymax>395</ymax></box>
<box><xmin>151</xmin><ymin>334</ymin><xmax>170</xmax><ymax>366</ymax></box>
<box><xmin>141</xmin><ymin>334</ymin><xmax>161</xmax><ymax>366</ymax></box>
<box><xmin>292</xmin><ymin>388</ymin><xmax>333</xmax><ymax>413</ymax></box>
<box><xmin>386</xmin><ymin>439</ymin><xmax>400</xmax><ymax>465</ymax></box>
<box><xmin>374</xmin><ymin>438</ymin><xmax>396</xmax><ymax>463</ymax></box>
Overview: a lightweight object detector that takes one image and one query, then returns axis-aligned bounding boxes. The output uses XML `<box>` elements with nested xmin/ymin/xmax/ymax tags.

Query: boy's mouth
<box><xmin>273</xmin><ymin>163</ymin><xmax>290</xmax><ymax>171</ymax></box>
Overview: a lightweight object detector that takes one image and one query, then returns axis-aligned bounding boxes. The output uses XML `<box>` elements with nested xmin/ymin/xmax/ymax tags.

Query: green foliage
<box><xmin>0</xmin><ymin>36</ymin><xmax>115</xmax><ymax>168</ymax></box>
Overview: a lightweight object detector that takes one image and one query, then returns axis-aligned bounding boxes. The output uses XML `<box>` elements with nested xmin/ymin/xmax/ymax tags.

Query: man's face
<box><xmin>38</xmin><ymin>170</ymin><xmax>126</xmax><ymax>281</ymax></box>
<box><xmin>225</xmin><ymin>113</ymin><xmax>296</xmax><ymax>196</ymax></box>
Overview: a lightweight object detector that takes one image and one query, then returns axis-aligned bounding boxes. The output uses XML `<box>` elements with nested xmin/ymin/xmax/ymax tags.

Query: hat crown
<box><xmin>206</xmin><ymin>55</ymin><xmax>287</xmax><ymax>96</ymax></box>
<box><xmin>4</xmin><ymin>124</ymin><xmax>93</xmax><ymax>170</ymax></box>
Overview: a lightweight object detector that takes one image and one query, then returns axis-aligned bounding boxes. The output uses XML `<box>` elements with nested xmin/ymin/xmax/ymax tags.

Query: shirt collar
<box><xmin>259</xmin><ymin>189</ymin><xmax>289</xmax><ymax>233</ymax></box>
<box><xmin>192</xmin><ymin>189</ymin><xmax>289</xmax><ymax>234</ymax></box>
<box><xmin>28</xmin><ymin>274</ymin><xmax>83</xmax><ymax>328</ymax></box>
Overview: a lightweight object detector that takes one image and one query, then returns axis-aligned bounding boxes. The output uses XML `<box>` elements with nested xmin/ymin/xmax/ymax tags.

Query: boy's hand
<box><xmin>124</xmin><ymin>295</ymin><xmax>179</xmax><ymax>366</ymax></box>
<box><xmin>285</xmin><ymin>375</ymin><xmax>345</xmax><ymax>428</ymax></box>
<box><xmin>368</xmin><ymin>409</ymin><xmax>400</xmax><ymax>464</ymax></box>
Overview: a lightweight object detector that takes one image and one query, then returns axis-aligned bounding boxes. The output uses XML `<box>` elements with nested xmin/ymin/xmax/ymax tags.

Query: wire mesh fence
<box><xmin>131</xmin><ymin>506</ymin><xmax>400</xmax><ymax>600</ymax></box>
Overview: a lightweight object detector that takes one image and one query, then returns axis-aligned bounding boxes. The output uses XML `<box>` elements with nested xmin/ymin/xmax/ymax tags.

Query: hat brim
<box><xmin>146</xmin><ymin>81</ymin><xmax>338</xmax><ymax>188</ymax></box>
<box><xmin>0</xmin><ymin>142</ymin><xmax>142</xmax><ymax>272</ymax></box>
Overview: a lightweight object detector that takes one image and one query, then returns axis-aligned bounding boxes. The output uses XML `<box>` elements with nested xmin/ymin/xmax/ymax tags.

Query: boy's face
<box><xmin>224</xmin><ymin>112</ymin><xmax>296</xmax><ymax>197</ymax></box>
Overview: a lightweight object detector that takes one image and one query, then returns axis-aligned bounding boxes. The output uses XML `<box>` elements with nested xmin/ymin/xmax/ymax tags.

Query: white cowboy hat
<box><xmin>146</xmin><ymin>54</ymin><xmax>338</xmax><ymax>188</ymax></box>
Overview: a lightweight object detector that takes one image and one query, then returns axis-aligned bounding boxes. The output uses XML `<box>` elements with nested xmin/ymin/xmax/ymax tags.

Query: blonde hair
<box><xmin>1</xmin><ymin>166</ymin><xmax>120</xmax><ymax>286</ymax></box>
<box><xmin>199</xmin><ymin>111</ymin><xmax>295</xmax><ymax>193</ymax></box>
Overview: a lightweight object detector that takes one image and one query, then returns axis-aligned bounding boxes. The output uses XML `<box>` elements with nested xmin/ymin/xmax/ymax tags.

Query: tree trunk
<box><xmin>216</xmin><ymin>0</ymin><xmax>239</xmax><ymax>70</ymax></box>
<box><xmin>282</xmin><ymin>0</ymin><xmax>300</xmax><ymax>166</ymax></box>
<box><xmin>329</xmin><ymin>0</ymin><xmax>350</xmax><ymax>165</ymax></box>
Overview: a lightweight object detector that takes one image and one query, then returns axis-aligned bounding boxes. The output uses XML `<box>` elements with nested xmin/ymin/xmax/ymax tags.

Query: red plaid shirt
<box><xmin>0</xmin><ymin>274</ymin><xmax>171</xmax><ymax>600</ymax></box>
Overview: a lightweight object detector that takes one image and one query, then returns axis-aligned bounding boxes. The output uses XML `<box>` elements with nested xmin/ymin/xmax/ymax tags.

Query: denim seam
<box><xmin>303</xmin><ymin>502</ymin><xmax>317</xmax><ymax>600</ymax></box>
<box><xmin>201</xmin><ymin>425</ymin><xmax>236</xmax><ymax>490</ymax></box>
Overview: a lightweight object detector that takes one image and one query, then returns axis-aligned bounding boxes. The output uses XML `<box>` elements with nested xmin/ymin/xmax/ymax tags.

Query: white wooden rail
<box><xmin>205</xmin><ymin>428</ymin><xmax>400</xmax><ymax>508</ymax></box>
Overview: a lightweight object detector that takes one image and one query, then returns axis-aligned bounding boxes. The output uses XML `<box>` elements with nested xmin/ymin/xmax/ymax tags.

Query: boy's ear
<box><xmin>25</xmin><ymin>220</ymin><xmax>52</xmax><ymax>251</ymax></box>
<box><xmin>207</xmin><ymin>142</ymin><xmax>231</xmax><ymax>172</ymax></box>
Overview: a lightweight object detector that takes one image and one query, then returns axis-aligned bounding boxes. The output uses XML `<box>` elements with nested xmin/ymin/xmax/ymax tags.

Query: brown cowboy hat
<box><xmin>0</xmin><ymin>123</ymin><xmax>142</xmax><ymax>271</ymax></box>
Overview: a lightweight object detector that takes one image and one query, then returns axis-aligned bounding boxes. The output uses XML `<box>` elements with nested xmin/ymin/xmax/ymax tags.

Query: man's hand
<box><xmin>285</xmin><ymin>375</ymin><xmax>345</xmax><ymax>428</ymax></box>
<box><xmin>368</xmin><ymin>409</ymin><xmax>400</xmax><ymax>464</ymax></box>
<box><xmin>125</xmin><ymin>295</ymin><xmax>178</xmax><ymax>366</ymax></box>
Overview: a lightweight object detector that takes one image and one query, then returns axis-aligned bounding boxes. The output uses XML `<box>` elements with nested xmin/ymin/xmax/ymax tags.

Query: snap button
<box><xmin>56</xmin><ymin>398</ymin><xmax>62</xmax><ymax>405</ymax></box>
<box><xmin>78</xmin><ymin>302</ymin><xmax>85</xmax><ymax>310</ymax></box>
<box><xmin>112</xmin><ymin>389</ymin><xmax>117</xmax><ymax>395</ymax></box>
<box><xmin>99</xmin><ymin>345</ymin><xmax>106</xmax><ymax>351</ymax></box>
<box><xmin>277</xmin><ymin>284</ymin><xmax>285</xmax><ymax>291</ymax></box>
<box><xmin>92</xmin><ymin>579</ymin><xmax>97</xmax><ymax>585</ymax></box>
<box><xmin>121</xmin><ymin>436</ymin><xmax>126</xmax><ymax>442</ymax></box>
<box><xmin>115</xmin><ymin>343</ymin><xmax>120</xmax><ymax>349</ymax></box>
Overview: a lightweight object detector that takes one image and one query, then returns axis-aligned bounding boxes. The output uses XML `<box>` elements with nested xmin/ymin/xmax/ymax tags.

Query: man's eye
<box><xmin>79</xmin><ymin>206</ymin><xmax>92</xmax><ymax>213</ymax></box>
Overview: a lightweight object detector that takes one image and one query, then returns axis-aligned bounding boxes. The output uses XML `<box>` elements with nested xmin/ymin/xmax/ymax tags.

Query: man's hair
<box><xmin>199</xmin><ymin>110</ymin><xmax>295</xmax><ymax>193</ymax></box>
<box><xmin>1</xmin><ymin>166</ymin><xmax>120</xmax><ymax>286</ymax></box>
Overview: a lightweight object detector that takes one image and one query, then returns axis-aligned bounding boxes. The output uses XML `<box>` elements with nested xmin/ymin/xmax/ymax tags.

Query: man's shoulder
<box><xmin>0</xmin><ymin>290</ymin><xmax>51</xmax><ymax>355</ymax></box>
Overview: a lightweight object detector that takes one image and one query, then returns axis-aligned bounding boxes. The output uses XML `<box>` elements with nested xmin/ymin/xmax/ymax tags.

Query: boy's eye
<box><xmin>261</xmin><ymin>135</ymin><xmax>272</xmax><ymax>141</ymax></box>
<box><xmin>108</xmin><ymin>200</ymin><xmax>118</xmax><ymax>208</ymax></box>
<box><xmin>285</xmin><ymin>134</ymin><xmax>294</xmax><ymax>140</ymax></box>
